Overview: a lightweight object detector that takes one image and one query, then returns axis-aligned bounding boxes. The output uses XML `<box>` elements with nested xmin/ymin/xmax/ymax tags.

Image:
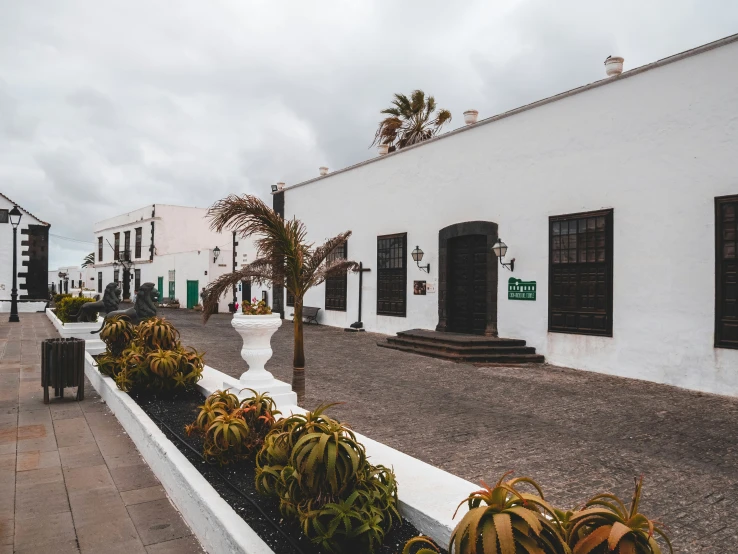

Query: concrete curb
<box><xmin>46</xmin><ymin>308</ymin><xmax>105</xmax><ymax>354</ymax></box>
<box><xmin>84</xmin><ymin>352</ymin><xmax>275</xmax><ymax>554</ymax></box>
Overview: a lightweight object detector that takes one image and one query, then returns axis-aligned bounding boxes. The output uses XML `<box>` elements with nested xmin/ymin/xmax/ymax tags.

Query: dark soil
<box><xmin>132</xmin><ymin>389</ymin><xmax>441</xmax><ymax>554</ymax></box>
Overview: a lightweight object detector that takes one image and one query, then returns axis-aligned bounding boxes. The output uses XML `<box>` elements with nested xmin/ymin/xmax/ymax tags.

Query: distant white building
<box><xmin>93</xmin><ymin>204</ymin><xmax>238</xmax><ymax>311</ymax></box>
<box><xmin>271</xmin><ymin>34</ymin><xmax>738</xmax><ymax>396</ymax></box>
<box><xmin>0</xmin><ymin>193</ymin><xmax>49</xmax><ymax>312</ymax></box>
<box><xmin>48</xmin><ymin>265</ymin><xmax>96</xmax><ymax>295</ymax></box>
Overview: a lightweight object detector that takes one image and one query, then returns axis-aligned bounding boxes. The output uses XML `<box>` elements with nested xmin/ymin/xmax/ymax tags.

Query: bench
<box><xmin>291</xmin><ymin>306</ymin><xmax>321</xmax><ymax>324</ymax></box>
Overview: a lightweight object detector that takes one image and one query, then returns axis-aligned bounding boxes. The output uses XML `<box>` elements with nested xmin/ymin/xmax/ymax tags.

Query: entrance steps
<box><xmin>378</xmin><ymin>328</ymin><xmax>545</xmax><ymax>364</ymax></box>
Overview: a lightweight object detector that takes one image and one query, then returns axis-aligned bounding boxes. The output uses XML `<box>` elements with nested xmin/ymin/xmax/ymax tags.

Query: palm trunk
<box><xmin>293</xmin><ymin>299</ymin><xmax>305</xmax><ymax>370</ymax></box>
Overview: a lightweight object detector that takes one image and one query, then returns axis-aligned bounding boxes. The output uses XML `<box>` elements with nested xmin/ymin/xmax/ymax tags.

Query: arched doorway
<box><xmin>436</xmin><ymin>221</ymin><xmax>499</xmax><ymax>336</ymax></box>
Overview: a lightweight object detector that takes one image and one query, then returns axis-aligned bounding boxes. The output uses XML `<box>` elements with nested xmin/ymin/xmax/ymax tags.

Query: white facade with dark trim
<box><xmin>275</xmin><ymin>34</ymin><xmax>738</xmax><ymax>396</ymax></box>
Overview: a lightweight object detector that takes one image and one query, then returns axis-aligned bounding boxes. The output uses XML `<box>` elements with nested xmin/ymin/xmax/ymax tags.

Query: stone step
<box><xmin>386</xmin><ymin>336</ymin><xmax>538</xmax><ymax>355</ymax></box>
<box><xmin>377</xmin><ymin>341</ymin><xmax>545</xmax><ymax>364</ymax></box>
<box><xmin>395</xmin><ymin>328</ymin><xmax>527</xmax><ymax>347</ymax></box>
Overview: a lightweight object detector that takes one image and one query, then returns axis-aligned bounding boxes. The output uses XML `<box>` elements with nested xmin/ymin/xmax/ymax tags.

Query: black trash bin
<box><xmin>41</xmin><ymin>338</ymin><xmax>86</xmax><ymax>404</ymax></box>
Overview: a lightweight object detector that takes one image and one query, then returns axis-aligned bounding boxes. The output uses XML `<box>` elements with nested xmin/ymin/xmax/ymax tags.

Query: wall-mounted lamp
<box><xmin>411</xmin><ymin>246</ymin><xmax>430</xmax><ymax>273</ymax></box>
<box><xmin>213</xmin><ymin>245</ymin><xmax>221</xmax><ymax>263</ymax></box>
<box><xmin>271</xmin><ymin>184</ymin><xmax>279</xmax><ymax>193</ymax></box>
<box><xmin>492</xmin><ymin>238</ymin><xmax>515</xmax><ymax>272</ymax></box>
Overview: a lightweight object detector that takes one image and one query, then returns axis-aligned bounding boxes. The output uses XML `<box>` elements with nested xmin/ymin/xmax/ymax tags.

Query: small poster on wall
<box><xmin>413</xmin><ymin>280</ymin><xmax>427</xmax><ymax>295</ymax></box>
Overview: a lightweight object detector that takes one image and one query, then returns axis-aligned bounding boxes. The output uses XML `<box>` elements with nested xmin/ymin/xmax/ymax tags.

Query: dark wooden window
<box><xmin>114</xmin><ymin>233</ymin><xmax>120</xmax><ymax>260</ymax></box>
<box><xmin>135</xmin><ymin>227</ymin><xmax>142</xmax><ymax>258</ymax></box>
<box><xmin>113</xmin><ymin>270</ymin><xmax>119</xmax><ymax>284</ymax></box>
<box><xmin>716</xmin><ymin>195</ymin><xmax>738</xmax><ymax>349</ymax></box>
<box><xmin>0</xmin><ymin>210</ymin><xmax>8</xmax><ymax>223</ymax></box>
<box><xmin>97</xmin><ymin>272</ymin><xmax>102</xmax><ymax>293</ymax></box>
<box><xmin>377</xmin><ymin>233</ymin><xmax>407</xmax><ymax>317</ymax></box>
<box><xmin>286</xmin><ymin>290</ymin><xmax>295</xmax><ymax>307</ymax></box>
<box><xmin>134</xmin><ymin>269</ymin><xmax>141</xmax><ymax>292</ymax></box>
<box><xmin>549</xmin><ymin>209</ymin><xmax>613</xmax><ymax>336</ymax></box>
<box><xmin>98</xmin><ymin>237</ymin><xmax>103</xmax><ymax>262</ymax></box>
<box><xmin>124</xmin><ymin>231</ymin><xmax>131</xmax><ymax>260</ymax></box>
<box><xmin>325</xmin><ymin>241</ymin><xmax>348</xmax><ymax>311</ymax></box>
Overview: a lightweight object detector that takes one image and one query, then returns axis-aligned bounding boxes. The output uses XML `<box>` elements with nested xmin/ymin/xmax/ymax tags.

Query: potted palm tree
<box><xmin>202</xmin><ymin>195</ymin><xmax>358</xmax><ymax>396</ymax></box>
<box><xmin>371</xmin><ymin>89</ymin><xmax>452</xmax><ymax>152</ymax></box>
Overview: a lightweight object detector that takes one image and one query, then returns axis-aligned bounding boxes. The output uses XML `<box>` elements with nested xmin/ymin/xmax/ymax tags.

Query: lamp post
<box><xmin>492</xmin><ymin>238</ymin><xmax>515</xmax><ymax>272</ymax></box>
<box><xmin>8</xmin><ymin>206</ymin><xmax>22</xmax><ymax>322</ymax></box>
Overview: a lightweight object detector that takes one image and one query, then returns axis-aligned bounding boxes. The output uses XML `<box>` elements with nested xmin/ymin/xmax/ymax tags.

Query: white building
<box><xmin>0</xmin><ymin>193</ymin><xmax>49</xmax><ymax>312</ymax></box>
<box><xmin>48</xmin><ymin>265</ymin><xmax>96</xmax><ymax>295</ymax></box>
<box><xmin>93</xmin><ymin>204</ymin><xmax>237</xmax><ymax>311</ymax></box>
<box><xmin>272</xmin><ymin>34</ymin><xmax>738</xmax><ymax>396</ymax></box>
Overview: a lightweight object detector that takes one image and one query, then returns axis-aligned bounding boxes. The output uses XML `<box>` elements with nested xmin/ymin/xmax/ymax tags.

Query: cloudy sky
<box><xmin>1</xmin><ymin>0</ymin><xmax>737</xmax><ymax>268</ymax></box>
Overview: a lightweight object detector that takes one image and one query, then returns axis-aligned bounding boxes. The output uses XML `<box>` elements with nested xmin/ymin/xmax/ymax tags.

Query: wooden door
<box><xmin>447</xmin><ymin>234</ymin><xmax>487</xmax><ymax>334</ymax></box>
<box><xmin>186</xmin><ymin>280</ymin><xmax>198</xmax><ymax>309</ymax></box>
<box><xmin>241</xmin><ymin>280</ymin><xmax>251</xmax><ymax>303</ymax></box>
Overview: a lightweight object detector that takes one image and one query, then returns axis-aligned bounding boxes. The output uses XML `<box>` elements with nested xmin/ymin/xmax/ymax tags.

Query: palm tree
<box><xmin>202</xmin><ymin>194</ymin><xmax>359</xmax><ymax>372</ymax></box>
<box><xmin>371</xmin><ymin>89</ymin><xmax>452</xmax><ymax>152</ymax></box>
<box><xmin>82</xmin><ymin>252</ymin><xmax>95</xmax><ymax>268</ymax></box>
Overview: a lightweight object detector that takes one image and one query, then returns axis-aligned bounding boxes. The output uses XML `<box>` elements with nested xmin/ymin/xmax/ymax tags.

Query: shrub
<box><xmin>242</xmin><ymin>297</ymin><xmax>272</xmax><ymax>315</ymax></box>
<box><xmin>186</xmin><ymin>389</ymin><xmax>279</xmax><ymax>465</ymax></box>
<box><xmin>98</xmin><ymin>316</ymin><xmax>204</xmax><ymax>394</ymax></box>
<box><xmin>402</xmin><ymin>536</ymin><xmax>441</xmax><ymax>554</ymax></box>
<box><xmin>566</xmin><ymin>477</ymin><xmax>672</xmax><ymax>554</ymax></box>
<box><xmin>53</xmin><ymin>293</ymin><xmax>71</xmax><ymax>304</ymax></box>
<box><xmin>255</xmin><ymin>405</ymin><xmax>400</xmax><ymax>554</ymax></box>
<box><xmin>56</xmin><ymin>296</ymin><xmax>96</xmax><ymax>323</ymax></box>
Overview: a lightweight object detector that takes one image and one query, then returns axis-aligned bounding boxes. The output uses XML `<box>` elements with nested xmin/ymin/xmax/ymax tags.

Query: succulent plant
<box><xmin>566</xmin><ymin>477</ymin><xmax>672</xmax><ymax>554</ymax></box>
<box><xmin>100</xmin><ymin>315</ymin><xmax>135</xmax><ymax>356</ymax></box>
<box><xmin>450</xmin><ymin>472</ymin><xmax>569</xmax><ymax>554</ymax></box>
<box><xmin>137</xmin><ymin>317</ymin><xmax>179</xmax><ymax>350</ymax></box>
<box><xmin>403</xmin><ymin>536</ymin><xmax>442</xmax><ymax>554</ymax></box>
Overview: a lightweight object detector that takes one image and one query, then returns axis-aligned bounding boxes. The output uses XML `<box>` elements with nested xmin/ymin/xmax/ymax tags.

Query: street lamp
<box><xmin>8</xmin><ymin>206</ymin><xmax>22</xmax><ymax>322</ymax></box>
<box><xmin>213</xmin><ymin>246</ymin><xmax>221</xmax><ymax>263</ymax></box>
<box><xmin>411</xmin><ymin>246</ymin><xmax>430</xmax><ymax>273</ymax></box>
<box><xmin>492</xmin><ymin>238</ymin><xmax>515</xmax><ymax>272</ymax></box>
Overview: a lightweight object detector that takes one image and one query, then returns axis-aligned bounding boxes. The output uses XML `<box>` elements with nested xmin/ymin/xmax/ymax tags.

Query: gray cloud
<box><xmin>0</xmin><ymin>0</ymin><xmax>735</xmax><ymax>268</ymax></box>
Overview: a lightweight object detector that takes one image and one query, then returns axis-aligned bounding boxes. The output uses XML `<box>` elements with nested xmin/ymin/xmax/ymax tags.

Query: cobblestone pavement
<box><xmin>0</xmin><ymin>313</ymin><xmax>202</xmax><ymax>554</ymax></box>
<box><xmin>168</xmin><ymin>309</ymin><xmax>738</xmax><ymax>553</ymax></box>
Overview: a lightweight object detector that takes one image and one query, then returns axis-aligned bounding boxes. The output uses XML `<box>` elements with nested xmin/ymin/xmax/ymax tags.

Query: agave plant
<box><xmin>567</xmin><ymin>477</ymin><xmax>672</xmax><ymax>554</ymax></box>
<box><xmin>450</xmin><ymin>472</ymin><xmax>569</xmax><ymax>554</ymax></box>
<box><xmin>100</xmin><ymin>315</ymin><xmax>135</xmax><ymax>356</ymax></box>
<box><xmin>204</xmin><ymin>412</ymin><xmax>250</xmax><ymax>462</ymax></box>
<box><xmin>137</xmin><ymin>317</ymin><xmax>179</xmax><ymax>350</ymax></box>
<box><xmin>147</xmin><ymin>349</ymin><xmax>181</xmax><ymax>378</ymax></box>
<box><xmin>403</xmin><ymin>536</ymin><xmax>441</xmax><ymax>554</ymax></box>
<box><xmin>300</xmin><ymin>489</ymin><xmax>386</xmax><ymax>554</ymax></box>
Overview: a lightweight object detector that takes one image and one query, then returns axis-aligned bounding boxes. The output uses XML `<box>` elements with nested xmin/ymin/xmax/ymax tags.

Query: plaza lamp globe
<box><xmin>411</xmin><ymin>246</ymin><xmax>424</xmax><ymax>264</ymax></box>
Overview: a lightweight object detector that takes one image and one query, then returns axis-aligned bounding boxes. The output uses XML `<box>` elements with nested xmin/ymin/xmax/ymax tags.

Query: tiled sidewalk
<box><xmin>0</xmin><ymin>313</ymin><xmax>202</xmax><ymax>554</ymax></box>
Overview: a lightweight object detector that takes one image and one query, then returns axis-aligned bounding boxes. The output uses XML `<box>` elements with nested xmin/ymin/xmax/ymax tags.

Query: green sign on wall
<box><xmin>508</xmin><ymin>277</ymin><xmax>536</xmax><ymax>301</ymax></box>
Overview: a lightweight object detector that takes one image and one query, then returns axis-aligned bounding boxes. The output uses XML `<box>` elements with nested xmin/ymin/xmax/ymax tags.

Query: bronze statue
<box><xmin>91</xmin><ymin>282</ymin><xmax>159</xmax><ymax>333</ymax></box>
<box><xmin>73</xmin><ymin>283</ymin><xmax>122</xmax><ymax>322</ymax></box>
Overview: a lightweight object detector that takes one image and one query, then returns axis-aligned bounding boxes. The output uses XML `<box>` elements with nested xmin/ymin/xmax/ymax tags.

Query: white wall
<box><xmin>281</xmin><ymin>38</ymin><xmax>738</xmax><ymax>396</ymax></box>
<box><xmin>0</xmin><ymin>195</ymin><xmax>46</xmax><ymax>301</ymax></box>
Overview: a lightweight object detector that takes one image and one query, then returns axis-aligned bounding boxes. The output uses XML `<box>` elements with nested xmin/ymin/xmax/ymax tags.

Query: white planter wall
<box><xmin>46</xmin><ymin>308</ymin><xmax>105</xmax><ymax>354</ymax></box>
<box><xmin>280</xmin><ymin>38</ymin><xmax>738</xmax><ymax>396</ymax></box>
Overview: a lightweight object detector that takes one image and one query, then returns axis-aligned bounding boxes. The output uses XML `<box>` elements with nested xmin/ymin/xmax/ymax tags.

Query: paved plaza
<box><xmin>167</xmin><ymin>309</ymin><xmax>738</xmax><ymax>554</ymax></box>
<box><xmin>0</xmin><ymin>314</ymin><xmax>201</xmax><ymax>554</ymax></box>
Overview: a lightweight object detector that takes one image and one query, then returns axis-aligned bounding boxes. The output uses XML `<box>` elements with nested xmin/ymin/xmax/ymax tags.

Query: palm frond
<box><xmin>202</xmin><ymin>261</ymin><xmax>276</xmax><ymax>322</ymax></box>
<box><xmin>372</xmin><ymin>89</ymin><xmax>451</xmax><ymax>151</ymax></box>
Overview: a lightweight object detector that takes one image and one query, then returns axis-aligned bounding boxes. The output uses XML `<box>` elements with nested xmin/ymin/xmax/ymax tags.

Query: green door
<box><xmin>168</xmin><ymin>281</ymin><xmax>175</xmax><ymax>300</ymax></box>
<box><xmin>157</xmin><ymin>277</ymin><xmax>163</xmax><ymax>297</ymax></box>
<box><xmin>186</xmin><ymin>280</ymin><xmax>199</xmax><ymax>309</ymax></box>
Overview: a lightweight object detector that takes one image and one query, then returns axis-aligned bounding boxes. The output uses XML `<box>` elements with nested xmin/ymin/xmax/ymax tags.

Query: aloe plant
<box><xmin>403</xmin><ymin>536</ymin><xmax>441</xmax><ymax>554</ymax></box>
<box><xmin>567</xmin><ymin>477</ymin><xmax>672</xmax><ymax>554</ymax></box>
<box><xmin>450</xmin><ymin>472</ymin><xmax>570</xmax><ymax>554</ymax></box>
<box><xmin>137</xmin><ymin>317</ymin><xmax>179</xmax><ymax>350</ymax></box>
<box><xmin>100</xmin><ymin>315</ymin><xmax>135</xmax><ymax>356</ymax></box>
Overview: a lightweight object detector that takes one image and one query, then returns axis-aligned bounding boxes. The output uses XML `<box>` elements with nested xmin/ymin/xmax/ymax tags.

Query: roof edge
<box><xmin>0</xmin><ymin>192</ymin><xmax>50</xmax><ymax>226</ymax></box>
<box><xmin>285</xmin><ymin>32</ymin><xmax>738</xmax><ymax>193</ymax></box>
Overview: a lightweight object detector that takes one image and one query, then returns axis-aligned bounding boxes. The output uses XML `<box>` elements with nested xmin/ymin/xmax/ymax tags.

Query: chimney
<box><xmin>319</xmin><ymin>167</ymin><xmax>328</xmax><ymax>176</ymax></box>
<box><xmin>604</xmin><ymin>56</ymin><xmax>624</xmax><ymax>77</ymax></box>
<box><xmin>463</xmin><ymin>110</ymin><xmax>479</xmax><ymax>125</ymax></box>
<box><xmin>276</xmin><ymin>182</ymin><xmax>285</xmax><ymax>191</ymax></box>
<box><xmin>377</xmin><ymin>144</ymin><xmax>389</xmax><ymax>156</ymax></box>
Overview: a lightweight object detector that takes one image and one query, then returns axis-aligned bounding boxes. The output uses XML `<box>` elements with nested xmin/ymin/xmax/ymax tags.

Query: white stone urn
<box><xmin>231</xmin><ymin>312</ymin><xmax>282</xmax><ymax>386</ymax></box>
<box><xmin>463</xmin><ymin>110</ymin><xmax>479</xmax><ymax>125</ymax></box>
<box><xmin>605</xmin><ymin>56</ymin><xmax>624</xmax><ymax>77</ymax></box>
<box><xmin>377</xmin><ymin>144</ymin><xmax>389</xmax><ymax>156</ymax></box>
